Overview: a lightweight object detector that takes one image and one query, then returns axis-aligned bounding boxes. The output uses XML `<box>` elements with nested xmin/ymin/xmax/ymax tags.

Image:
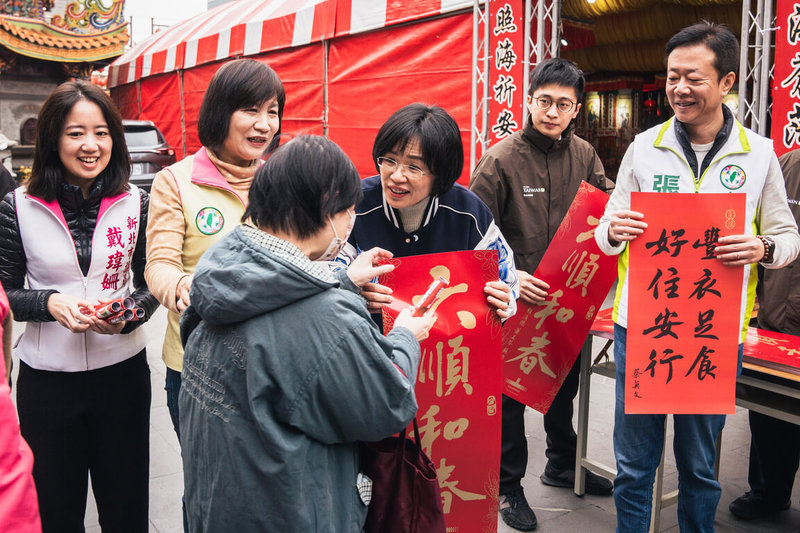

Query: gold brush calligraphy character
<box><xmin>418</xmin><ymin>404</ymin><xmax>470</xmax><ymax>458</ymax></box>
<box><xmin>506</xmin><ymin>332</ymin><xmax>556</xmax><ymax>378</ymax></box>
<box><xmin>437</xmin><ymin>458</ymin><xmax>487</xmax><ymax>514</ymax></box>
<box><xmin>533</xmin><ymin>290</ymin><xmax>575</xmax><ymax>328</ymax></box>
<box><xmin>417</xmin><ymin>343</ymin><xmax>438</xmax><ymax>385</ymax></box>
<box><xmin>562</xmin><ymin>250</ymin><xmax>600</xmax><ymax>297</ymax></box>
<box><xmin>443</xmin><ymin>335</ymin><xmax>473</xmax><ymax>396</ymax></box>
<box><xmin>777</xmin><ymin>345</ymin><xmax>800</xmax><ymax>357</ymax></box>
<box><xmin>575</xmin><ymin>215</ymin><xmax>600</xmax><ymax>243</ymax></box>
<box><xmin>755</xmin><ymin>336</ymin><xmax>787</xmax><ymax>346</ymax></box>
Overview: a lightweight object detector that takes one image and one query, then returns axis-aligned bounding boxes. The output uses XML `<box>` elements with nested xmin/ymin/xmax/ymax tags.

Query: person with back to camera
<box><xmin>145</xmin><ymin>58</ymin><xmax>284</xmax><ymax>442</ymax></box>
<box><xmin>0</xmin><ymin>80</ymin><xmax>158</xmax><ymax>532</ymax></box>
<box><xmin>178</xmin><ymin>134</ymin><xmax>435</xmax><ymax>532</ymax></box>
<box><xmin>596</xmin><ymin>22</ymin><xmax>800</xmax><ymax>532</ymax></box>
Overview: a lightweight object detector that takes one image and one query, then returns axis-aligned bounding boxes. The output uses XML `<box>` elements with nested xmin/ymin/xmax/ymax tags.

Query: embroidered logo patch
<box><xmin>196</xmin><ymin>207</ymin><xmax>224</xmax><ymax>235</ymax></box>
<box><xmin>719</xmin><ymin>165</ymin><xmax>746</xmax><ymax>190</ymax></box>
<box><xmin>522</xmin><ymin>185</ymin><xmax>545</xmax><ymax>197</ymax></box>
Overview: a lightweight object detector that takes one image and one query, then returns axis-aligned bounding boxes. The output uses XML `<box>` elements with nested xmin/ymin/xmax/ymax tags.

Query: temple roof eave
<box><xmin>0</xmin><ymin>14</ymin><xmax>128</xmax><ymax>63</ymax></box>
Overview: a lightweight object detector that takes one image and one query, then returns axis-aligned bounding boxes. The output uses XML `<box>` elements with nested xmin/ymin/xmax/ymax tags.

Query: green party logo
<box><xmin>719</xmin><ymin>165</ymin><xmax>746</xmax><ymax>190</ymax></box>
<box><xmin>196</xmin><ymin>207</ymin><xmax>224</xmax><ymax>235</ymax></box>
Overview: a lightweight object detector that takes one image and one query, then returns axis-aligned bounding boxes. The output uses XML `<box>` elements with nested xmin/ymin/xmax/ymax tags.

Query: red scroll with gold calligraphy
<box><xmin>627</xmin><ymin>192</ymin><xmax>745</xmax><ymax>414</ymax></box>
<box><xmin>502</xmin><ymin>181</ymin><xmax>617</xmax><ymax>413</ymax></box>
<box><xmin>381</xmin><ymin>250</ymin><xmax>502</xmax><ymax>533</ymax></box>
<box><xmin>771</xmin><ymin>2</ymin><xmax>800</xmax><ymax>157</ymax></box>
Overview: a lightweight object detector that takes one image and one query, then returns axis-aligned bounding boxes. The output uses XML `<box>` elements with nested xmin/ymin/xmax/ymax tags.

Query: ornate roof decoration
<box><xmin>0</xmin><ymin>13</ymin><xmax>128</xmax><ymax>62</ymax></box>
<box><xmin>51</xmin><ymin>0</ymin><xmax>124</xmax><ymax>34</ymax></box>
<box><xmin>0</xmin><ymin>0</ymin><xmax>55</xmax><ymax>20</ymax></box>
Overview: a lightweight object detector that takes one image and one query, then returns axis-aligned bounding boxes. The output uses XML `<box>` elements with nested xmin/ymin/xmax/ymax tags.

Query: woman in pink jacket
<box><xmin>0</xmin><ymin>281</ymin><xmax>41</xmax><ymax>533</ymax></box>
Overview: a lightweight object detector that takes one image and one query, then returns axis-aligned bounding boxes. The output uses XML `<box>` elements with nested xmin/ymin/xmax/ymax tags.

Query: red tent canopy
<box><xmin>110</xmin><ymin>0</ymin><xmax>476</xmax><ymax>184</ymax></box>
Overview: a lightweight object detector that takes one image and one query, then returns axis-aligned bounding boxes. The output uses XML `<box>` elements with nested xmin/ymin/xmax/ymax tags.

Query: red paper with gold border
<box><xmin>627</xmin><ymin>192</ymin><xmax>745</xmax><ymax>414</ymax></box>
<box><xmin>502</xmin><ymin>181</ymin><xmax>617</xmax><ymax>413</ymax></box>
<box><xmin>743</xmin><ymin>328</ymin><xmax>800</xmax><ymax>375</ymax></box>
<box><xmin>381</xmin><ymin>250</ymin><xmax>501</xmax><ymax>533</ymax></box>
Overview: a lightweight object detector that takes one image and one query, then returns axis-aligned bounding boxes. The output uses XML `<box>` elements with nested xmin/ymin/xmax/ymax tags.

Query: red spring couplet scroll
<box><xmin>502</xmin><ymin>181</ymin><xmax>617</xmax><ymax>413</ymax></box>
<box><xmin>381</xmin><ymin>250</ymin><xmax>502</xmax><ymax>533</ymax></box>
<box><xmin>626</xmin><ymin>192</ymin><xmax>745</xmax><ymax>414</ymax></box>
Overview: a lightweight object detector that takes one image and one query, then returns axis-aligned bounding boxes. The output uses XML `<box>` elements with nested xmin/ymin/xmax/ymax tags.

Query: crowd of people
<box><xmin>0</xmin><ymin>20</ymin><xmax>798</xmax><ymax>533</ymax></box>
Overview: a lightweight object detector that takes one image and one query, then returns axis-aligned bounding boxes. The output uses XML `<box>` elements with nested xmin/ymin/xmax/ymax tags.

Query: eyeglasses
<box><xmin>532</xmin><ymin>96</ymin><xmax>576</xmax><ymax>113</ymax></box>
<box><xmin>376</xmin><ymin>157</ymin><xmax>427</xmax><ymax>178</ymax></box>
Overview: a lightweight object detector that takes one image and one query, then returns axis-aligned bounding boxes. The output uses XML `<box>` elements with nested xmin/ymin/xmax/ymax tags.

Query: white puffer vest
<box><xmin>14</xmin><ymin>185</ymin><xmax>147</xmax><ymax>371</ymax></box>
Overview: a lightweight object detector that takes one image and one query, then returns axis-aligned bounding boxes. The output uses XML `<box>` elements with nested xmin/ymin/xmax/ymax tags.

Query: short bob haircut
<box><xmin>372</xmin><ymin>103</ymin><xmax>463</xmax><ymax>198</ymax></box>
<box><xmin>244</xmin><ymin>135</ymin><xmax>362</xmax><ymax>239</ymax></box>
<box><xmin>198</xmin><ymin>59</ymin><xmax>286</xmax><ymax>154</ymax></box>
<box><xmin>665</xmin><ymin>21</ymin><xmax>739</xmax><ymax>80</ymax></box>
<box><xmin>28</xmin><ymin>80</ymin><xmax>130</xmax><ymax>201</ymax></box>
<box><xmin>529</xmin><ymin>58</ymin><xmax>585</xmax><ymax>103</ymax></box>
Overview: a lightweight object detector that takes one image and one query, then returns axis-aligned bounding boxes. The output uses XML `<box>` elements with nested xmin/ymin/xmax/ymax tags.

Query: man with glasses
<box><xmin>471</xmin><ymin>58</ymin><xmax>613</xmax><ymax>531</ymax></box>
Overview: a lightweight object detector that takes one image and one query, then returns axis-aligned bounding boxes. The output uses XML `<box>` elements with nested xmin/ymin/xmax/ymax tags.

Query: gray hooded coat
<box><xmin>179</xmin><ymin>225</ymin><xmax>421</xmax><ymax>532</ymax></box>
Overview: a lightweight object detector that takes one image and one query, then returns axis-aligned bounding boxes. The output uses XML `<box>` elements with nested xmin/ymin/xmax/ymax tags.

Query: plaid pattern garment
<box><xmin>241</xmin><ymin>224</ymin><xmax>336</xmax><ymax>284</ymax></box>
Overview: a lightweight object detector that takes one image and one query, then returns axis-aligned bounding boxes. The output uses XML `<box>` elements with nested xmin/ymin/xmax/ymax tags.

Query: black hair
<box><xmin>371</xmin><ymin>103</ymin><xmax>463</xmax><ymax>197</ymax></box>
<box><xmin>665</xmin><ymin>21</ymin><xmax>739</xmax><ymax>80</ymax></box>
<box><xmin>244</xmin><ymin>135</ymin><xmax>363</xmax><ymax>238</ymax></box>
<box><xmin>27</xmin><ymin>80</ymin><xmax>129</xmax><ymax>200</ymax></box>
<box><xmin>529</xmin><ymin>58</ymin><xmax>585</xmax><ymax>103</ymax></box>
<box><xmin>197</xmin><ymin>59</ymin><xmax>286</xmax><ymax>154</ymax></box>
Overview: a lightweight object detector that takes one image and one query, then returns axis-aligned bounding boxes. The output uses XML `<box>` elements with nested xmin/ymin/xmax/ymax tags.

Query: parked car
<box><xmin>123</xmin><ymin>120</ymin><xmax>176</xmax><ymax>191</ymax></box>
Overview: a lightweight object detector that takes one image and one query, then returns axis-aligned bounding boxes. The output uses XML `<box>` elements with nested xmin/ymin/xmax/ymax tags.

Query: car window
<box><xmin>124</xmin><ymin>128</ymin><xmax>162</xmax><ymax>147</ymax></box>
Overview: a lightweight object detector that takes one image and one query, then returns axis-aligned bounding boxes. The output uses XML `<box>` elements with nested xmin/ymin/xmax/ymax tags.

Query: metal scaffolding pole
<box><xmin>739</xmin><ymin>0</ymin><xmax>776</xmax><ymax>134</ymax></box>
<box><xmin>470</xmin><ymin>0</ymin><xmax>490</xmax><ymax>174</ymax></box>
<box><xmin>523</xmin><ymin>0</ymin><xmax>560</xmax><ymax>126</ymax></box>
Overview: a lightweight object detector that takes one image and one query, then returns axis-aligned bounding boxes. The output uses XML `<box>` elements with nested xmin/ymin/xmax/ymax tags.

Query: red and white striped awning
<box><xmin>109</xmin><ymin>0</ymin><xmax>473</xmax><ymax>88</ymax></box>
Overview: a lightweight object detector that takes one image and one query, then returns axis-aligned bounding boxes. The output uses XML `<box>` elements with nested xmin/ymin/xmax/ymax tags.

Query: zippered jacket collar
<box><xmin>521</xmin><ymin>116</ymin><xmax>575</xmax><ymax>154</ymax></box>
<box><xmin>671</xmin><ymin>104</ymin><xmax>735</xmax><ymax>179</ymax></box>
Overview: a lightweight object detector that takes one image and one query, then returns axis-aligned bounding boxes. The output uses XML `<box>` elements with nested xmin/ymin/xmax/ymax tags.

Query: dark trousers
<box><xmin>164</xmin><ymin>367</ymin><xmax>189</xmax><ymax>533</ymax></box>
<box><xmin>747</xmin><ymin>410</ymin><xmax>800</xmax><ymax>502</ymax></box>
<box><xmin>165</xmin><ymin>366</ymin><xmax>182</xmax><ymax>442</ymax></box>
<box><xmin>500</xmin><ymin>344</ymin><xmax>583</xmax><ymax>492</ymax></box>
<box><xmin>17</xmin><ymin>351</ymin><xmax>151</xmax><ymax>533</ymax></box>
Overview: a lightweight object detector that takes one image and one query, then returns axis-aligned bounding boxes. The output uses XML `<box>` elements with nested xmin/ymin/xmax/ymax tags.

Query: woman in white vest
<box><xmin>145</xmin><ymin>59</ymin><xmax>284</xmax><ymax>445</ymax></box>
<box><xmin>0</xmin><ymin>81</ymin><xmax>158</xmax><ymax>531</ymax></box>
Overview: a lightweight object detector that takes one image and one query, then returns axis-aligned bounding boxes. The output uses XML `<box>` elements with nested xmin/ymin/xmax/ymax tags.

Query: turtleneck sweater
<box><xmin>205</xmin><ymin>148</ymin><xmax>256</xmax><ymax>203</ymax></box>
<box><xmin>397</xmin><ymin>196</ymin><xmax>429</xmax><ymax>233</ymax></box>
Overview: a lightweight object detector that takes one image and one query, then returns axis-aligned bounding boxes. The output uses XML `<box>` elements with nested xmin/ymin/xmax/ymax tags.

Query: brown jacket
<box><xmin>470</xmin><ymin>119</ymin><xmax>612</xmax><ymax>273</ymax></box>
<box><xmin>758</xmin><ymin>149</ymin><xmax>800</xmax><ymax>335</ymax></box>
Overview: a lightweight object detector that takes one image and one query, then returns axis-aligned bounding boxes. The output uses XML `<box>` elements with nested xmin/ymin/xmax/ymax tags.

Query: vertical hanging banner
<box><xmin>488</xmin><ymin>1</ymin><xmax>525</xmax><ymax>144</ymax></box>
<box><xmin>627</xmin><ymin>192</ymin><xmax>745</xmax><ymax>414</ymax></box>
<box><xmin>502</xmin><ymin>182</ymin><xmax>617</xmax><ymax>413</ymax></box>
<box><xmin>381</xmin><ymin>250</ymin><xmax>502</xmax><ymax>533</ymax></box>
<box><xmin>771</xmin><ymin>2</ymin><xmax>800</xmax><ymax>157</ymax></box>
